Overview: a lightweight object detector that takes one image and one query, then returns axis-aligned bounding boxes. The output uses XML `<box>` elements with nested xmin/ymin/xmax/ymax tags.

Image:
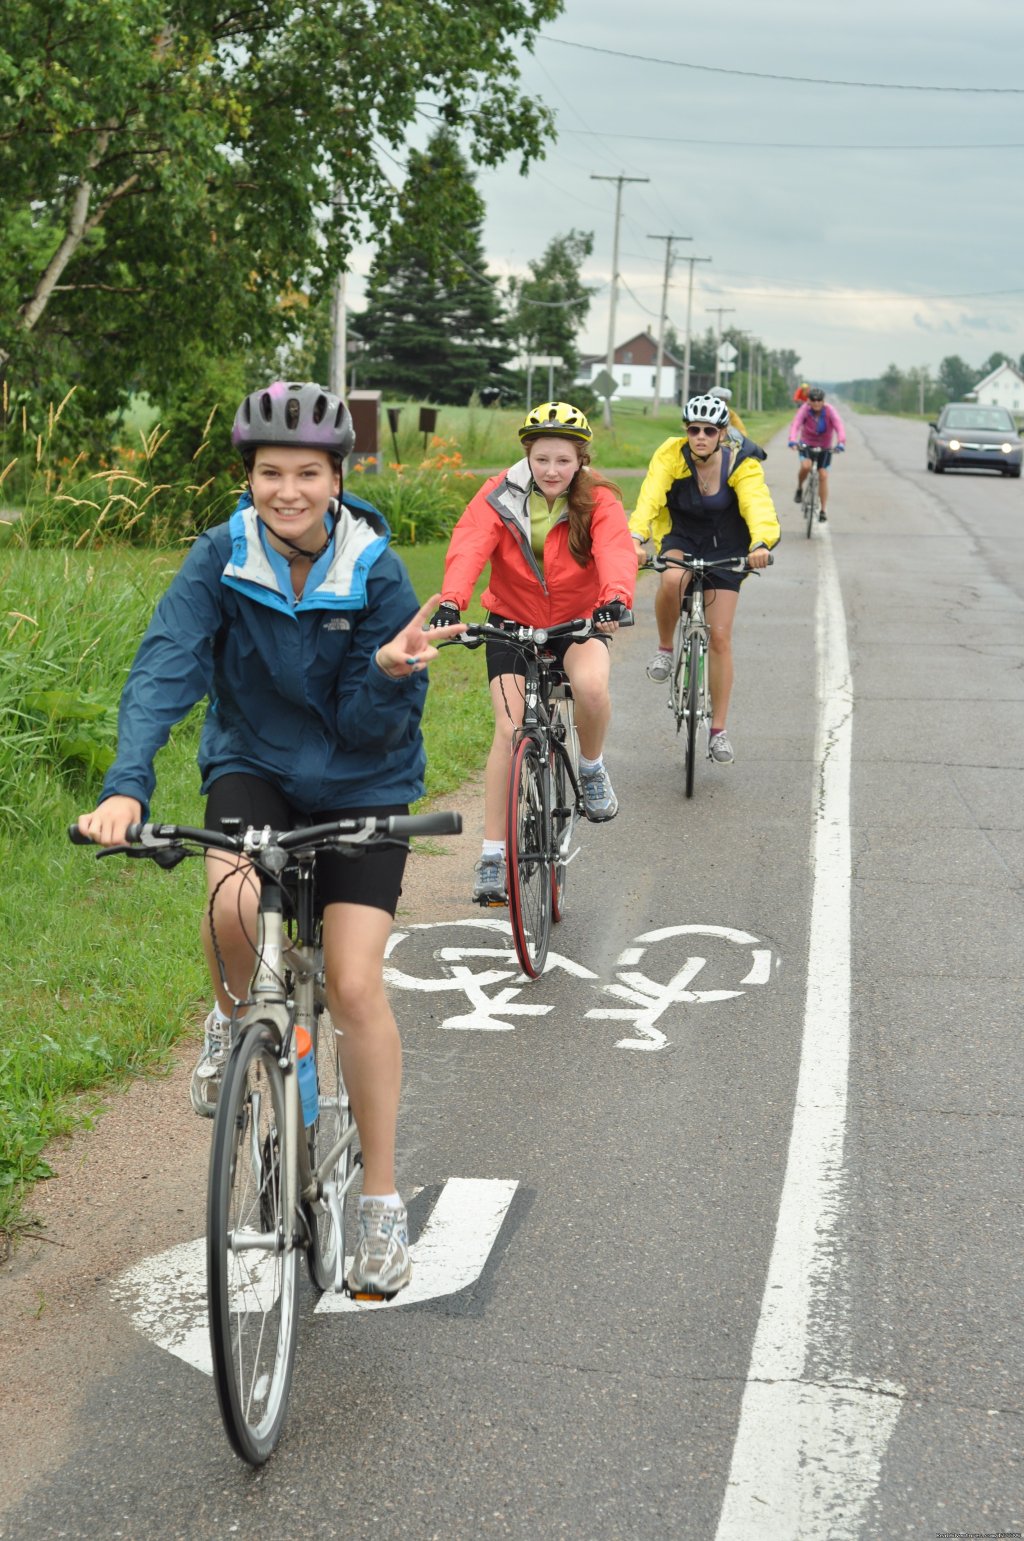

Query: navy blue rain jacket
<box><xmin>100</xmin><ymin>493</ymin><xmax>428</xmax><ymax>817</ymax></box>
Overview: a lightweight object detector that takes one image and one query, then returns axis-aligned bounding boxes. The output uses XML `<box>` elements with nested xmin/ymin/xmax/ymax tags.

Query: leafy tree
<box><xmin>507</xmin><ymin>228</ymin><xmax>595</xmax><ymax>392</ymax></box>
<box><xmin>978</xmin><ymin>350</ymin><xmax>1011</xmax><ymax>381</ymax></box>
<box><xmin>0</xmin><ymin>0</ymin><xmax>561</xmax><ymax>425</ymax></box>
<box><xmin>938</xmin><ymin>355</ymin><xmax>978</xmax><ymax>402</ymax></box>
<box><xmin>357</xmin><ymin>131</ymin><xmax>512</xmax><ymax>404</ymax></box>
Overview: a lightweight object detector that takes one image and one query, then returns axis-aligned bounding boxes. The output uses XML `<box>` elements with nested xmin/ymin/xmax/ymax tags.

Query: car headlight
<box><xmin>1002</xmin><ymin>442</ymin><xmax>1013</xmax><ymax>453</ymax></box>
<box><xmin>949</xmin><ymin>439</ymin><xmax>961</xmax><ymax>451</ymax></box>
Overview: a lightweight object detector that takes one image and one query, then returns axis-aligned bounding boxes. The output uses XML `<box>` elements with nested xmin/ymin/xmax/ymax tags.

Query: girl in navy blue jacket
<box><xmin>78</xmin><ymin>381</ymin><xmax>464</xmax><ymax>1298</ymax></box>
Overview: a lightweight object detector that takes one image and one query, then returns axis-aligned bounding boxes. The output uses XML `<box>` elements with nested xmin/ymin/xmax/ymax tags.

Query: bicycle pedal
<box><xmin>343</xmin><ymin>1282</ymin><xmax>396</xmax><ymax>1304</ymax></box>
<box><xmin>475</xmin><ymin>894</ymin><xmax>508</xmax><ymax>908</ymax></box>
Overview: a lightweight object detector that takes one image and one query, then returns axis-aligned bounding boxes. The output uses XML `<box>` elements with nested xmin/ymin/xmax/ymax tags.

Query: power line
<box><xmin>540</xmin><ymin>36</ymin><xmax>1024</xmax><ymax>94</ymax></box>
<box><xmin>561</xmin><ymin>130</ymin><xmax>1024</xmax><ymax>151</ymax></box>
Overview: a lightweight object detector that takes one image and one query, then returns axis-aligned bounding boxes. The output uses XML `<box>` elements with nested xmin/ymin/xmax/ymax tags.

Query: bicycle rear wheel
<box><xmin>305</xmin><ymin>1003</ymin><xmax>353</xmax><ymax>1294</ymax></box>
<box><xmin>208</xmin><ymin>1021</ymin><xmax>298</xmax><ymax>1465</ymax></box>
<box><xmin>684</xmin><ymin>634</ymin><xmax>701</xmax><ymax>799</ymax></box>
<box><xmin>550</xmin><ymin>699</ymin><xmax>579</xmax><ymax>923</ymax></box>
<box><xmin>506</xmin><ymin>736</ymin><xmax>553</xmax><ymax>978</ymax></box>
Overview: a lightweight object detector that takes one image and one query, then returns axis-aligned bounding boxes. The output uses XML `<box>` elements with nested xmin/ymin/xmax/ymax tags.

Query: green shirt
<box><xmin>529</xmin><ymin>490</ymin><xmax>567</xmax><ymax>568</ymax></box>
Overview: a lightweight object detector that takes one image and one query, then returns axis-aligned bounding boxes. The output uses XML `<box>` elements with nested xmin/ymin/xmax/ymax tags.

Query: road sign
<box><xmin>717</xmin><ymin>341</ymin><xmax>738</xmax><ymax>365</ymax></box>
<box><xmin>590</xmin><ymin>368</ymin><xmax>619</xmax><ymax>398</ymax></box>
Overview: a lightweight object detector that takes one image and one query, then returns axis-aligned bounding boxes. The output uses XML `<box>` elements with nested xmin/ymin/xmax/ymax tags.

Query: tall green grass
<box><xmin>0</xmin><ymin>541</ymin><xmax>492</xmax><ymax>1249</ymax></box>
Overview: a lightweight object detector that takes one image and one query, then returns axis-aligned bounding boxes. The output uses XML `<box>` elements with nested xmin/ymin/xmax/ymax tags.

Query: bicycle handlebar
<box><xmin>68</xmin><ymin>810</ymin><xmax>462</xmax><ymax>859</ymax></box>
<box><xmin>651</xmin><ymin>553</ymin><xmax>773</xmax><ymax>573</ymax></box>
<box><xmin>440</xmin><ymin>612</ymin><xmax>634</xmax><ymax>652</ymax></box>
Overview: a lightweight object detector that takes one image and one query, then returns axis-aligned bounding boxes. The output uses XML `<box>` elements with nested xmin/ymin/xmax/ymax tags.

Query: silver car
<box><xmin>927</xmin><ymin>403</ymin><xmax>1023</xmax><ymax>477</ymax></box>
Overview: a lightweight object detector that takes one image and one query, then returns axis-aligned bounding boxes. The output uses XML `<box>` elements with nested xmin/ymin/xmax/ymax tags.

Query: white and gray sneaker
<box><xmin>646</xmin><ymin>649</ymin><xmax>672</xmax><ymax>683</ymax></box>
<box><xmin>189</xmin><ymin>1010</ymin><xmax>232</xmax><ymax>1118</ymax></box>
<box><xmin>346</xmin><ymin>1199</ymin><xmax>412</xmax><ymax>1300</ymax></box>
<box><xmin>709</xmin><ymin>730</ymin><xmax>735</xmax><ymax>764</ymax></box>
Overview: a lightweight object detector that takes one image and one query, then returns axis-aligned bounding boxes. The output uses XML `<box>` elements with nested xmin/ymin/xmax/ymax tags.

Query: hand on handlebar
<box><xmin>75</xmin><ymin>794</ymin><xmax>143</xmax><ymax>847</ymax></box>
<box><xmin>747</xmin><ymin>546</ymin><xmax>771</xmax><ymax>570</ymax></box>
<box><xmin>834</xmin><ymin>444</ymin><xmax>846</xmax><ymax>453</ymax></box>
<box><xmin>592</xmin><ymin>598</ymin><xmax>628</xmax><ymax>633</ymax></box>
<box><xmin>428</xmin><ymin>601</ymin><xmax>461</xmax><ymax>629</ymax></box>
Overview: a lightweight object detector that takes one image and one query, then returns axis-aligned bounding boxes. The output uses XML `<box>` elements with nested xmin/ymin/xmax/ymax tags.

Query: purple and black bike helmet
<box><xmin>231</xmin><ymin>381</ymin><xmax>355</xmax><ymax>460</ymax></box>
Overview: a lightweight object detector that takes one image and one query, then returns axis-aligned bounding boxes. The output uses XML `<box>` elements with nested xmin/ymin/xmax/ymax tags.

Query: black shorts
<box><xmin>659</xmin><ymin>535</ymin><xmax>747</xmax><ymax>594</ymax></box>
<box><xmin>483</xmin><ymin>611</ymin><xmax>609</xmax><ymax>682</ymax></box>
<box><xmin>204</xmin><ymin>774</ymin><xmax>408</xmax><ymax>916</ymax></box>
<box><xmin>799</xmin><ymin>446</ymin><xmax>833</xmax><ymax>470</ymax></box>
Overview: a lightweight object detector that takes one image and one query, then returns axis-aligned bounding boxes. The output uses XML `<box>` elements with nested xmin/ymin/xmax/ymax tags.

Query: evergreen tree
<box><xmin>358</xmin><ymin>132</ymin><xmax>512</xmax><ymax>404</ymax></box>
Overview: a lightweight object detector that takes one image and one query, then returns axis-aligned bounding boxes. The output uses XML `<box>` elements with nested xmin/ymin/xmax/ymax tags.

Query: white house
<box><xmin>576</xmin><ymin>330</ymin><xmax>682</xmax><ymax>402</ymax></box>
<box><xmin>971</xmin><ymin>360</ymin><xmax>1024</xmax><ymax>413</ymax></box>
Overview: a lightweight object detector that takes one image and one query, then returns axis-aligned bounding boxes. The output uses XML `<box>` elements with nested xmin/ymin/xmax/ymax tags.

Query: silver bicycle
<box><xmin>652</xmin><ymin>553</ymin><xmax>770</xmax><ymax>798</ymax></box>
<box><xmin>71</xmin><ymin>808</ymin><xmax>461</xmax><ymax>1464</ymax></box>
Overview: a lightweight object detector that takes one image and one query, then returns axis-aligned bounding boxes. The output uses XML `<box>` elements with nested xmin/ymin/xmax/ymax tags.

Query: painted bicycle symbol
<box><xmin>385</xmin><ymin>920</ymin><xmax>775</xmax><ymax>1050</ymax></box>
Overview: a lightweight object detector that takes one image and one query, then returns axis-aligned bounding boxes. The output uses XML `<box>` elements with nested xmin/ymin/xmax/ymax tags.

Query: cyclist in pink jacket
<box><xmin>788</xmin><ymin>387</ymin><xmax>845</xmax><ymax>522</ymax></box>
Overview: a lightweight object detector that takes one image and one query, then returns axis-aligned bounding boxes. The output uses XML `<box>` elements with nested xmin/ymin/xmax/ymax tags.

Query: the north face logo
<box><xmin>322</xmin><ymin>617</ymin><xmax>351</xmax><ymax>631</ymax></box>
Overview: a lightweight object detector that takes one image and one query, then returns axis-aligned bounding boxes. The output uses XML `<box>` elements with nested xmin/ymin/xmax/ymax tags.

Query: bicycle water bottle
<box><xmin>295</xmin><ymin>1027</ymin><xmax>319</xmax><ymax>1126</ymax></box>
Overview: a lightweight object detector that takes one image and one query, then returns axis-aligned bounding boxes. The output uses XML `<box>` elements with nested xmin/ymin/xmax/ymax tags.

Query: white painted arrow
<box><xmin>317</xmin><ymin>1177</ymin><xmax>519</xmax><ymax>1313</ymax></box>
<box><xmin>112</xmin><ymin>1177</ymin><xmax>519</xmax><ymax>1374</ymax></box>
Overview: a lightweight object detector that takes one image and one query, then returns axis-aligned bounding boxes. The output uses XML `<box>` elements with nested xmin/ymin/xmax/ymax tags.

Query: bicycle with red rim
<box><xmin>442</xmin><ymin>614</ymin><xmax>631</xmax><ymax>978</ymax></box>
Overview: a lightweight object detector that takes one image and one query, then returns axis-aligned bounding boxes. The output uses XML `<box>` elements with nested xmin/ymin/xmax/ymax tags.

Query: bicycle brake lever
<box><xmin>94</xmin><ymin>842</ymin><xmax>190</xmax><ymax>868</ymax></box>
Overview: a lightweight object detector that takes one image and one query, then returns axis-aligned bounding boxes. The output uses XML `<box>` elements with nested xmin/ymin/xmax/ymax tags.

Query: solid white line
<box><xmin>714</xmin><ymin>532</ymin><xmax>903</xmax><ymax>1539</ymax></box>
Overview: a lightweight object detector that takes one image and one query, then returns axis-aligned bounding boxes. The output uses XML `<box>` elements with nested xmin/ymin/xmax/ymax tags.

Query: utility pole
<box><xmin>330</xmin><ymin>269</ymin><xmax>347</xmax><ymax>396</ymax></box>
<box><xmin>648</xmin><ymin>233</ymin><xmax>692</xmax><ymax>417</ymax></box>
<box><xmin>706</xmin><ymin>306</ymin><xmax>736</xmax><ymax>387</ymax></box>
<box><xmin>680</xmin><ymin>256</ymin><xmax>712</xmax><ymax>404</ymax></box>
<box><xmin>591</xmin><ymin>173</ymin><xmax>649</xmax><ymax>426</ymax></box>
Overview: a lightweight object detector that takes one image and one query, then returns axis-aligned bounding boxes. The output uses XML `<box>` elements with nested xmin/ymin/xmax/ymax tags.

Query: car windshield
<box><xmin>943</xmin><ymin>407</ymin><xmax>1016</xmax><ymax>432</ymax></box>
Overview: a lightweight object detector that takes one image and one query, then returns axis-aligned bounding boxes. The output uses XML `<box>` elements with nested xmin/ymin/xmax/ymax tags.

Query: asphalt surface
<box><xmin>1</xmin><ymin>411</ymin><xmax>1021</xmax><ymax>1540</ymax></box>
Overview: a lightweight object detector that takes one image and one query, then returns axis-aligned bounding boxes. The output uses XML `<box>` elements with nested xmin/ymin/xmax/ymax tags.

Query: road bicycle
<box><xmin>652</xmin><ymin>553</ymin><xmax>771</xmax><ymax>799</ymax></box>
<box><xmin>70</xmin><ymin>808</ymin><xmax>460</xmax><ymax>1465</ymax></box>
<box><xmin>442</xmin><ymin>614</ymin><xmax>630</xmax><ymax>980</ymax></box>
<box><xmin>797</xmin><ymin>443</ymin><xmax>829</xmax><ymax>537</ymax></box>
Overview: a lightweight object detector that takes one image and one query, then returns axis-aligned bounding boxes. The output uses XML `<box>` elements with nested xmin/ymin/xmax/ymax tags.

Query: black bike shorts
<box><xmin>658</xmin><ymin>536</ymin><xmax>747</xmax><ymax>594</ymax></box>
<box><xmin>483</xmin><ymin>611</ymin><xmax>609</xmax><ymax>682</ymax></box>
<box><xmin>204</xmin><ymin>773</ymin><xmax>408</xmax><ymax>916</ymax></box>
<box><xmin>799</xmin><ymin>446</ymin><xmax>833</xmax><ymax>469</ymax></box>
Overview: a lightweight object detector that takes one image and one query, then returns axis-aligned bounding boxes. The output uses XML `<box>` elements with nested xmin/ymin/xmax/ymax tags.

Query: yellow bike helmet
<box><xmin>518</xmin><ymin>400</ymin><xmax>593</xmax><ymax>444</ymax></box>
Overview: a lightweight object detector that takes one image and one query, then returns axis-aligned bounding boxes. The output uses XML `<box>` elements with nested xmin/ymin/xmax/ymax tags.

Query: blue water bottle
<box><xmin>295</xmin><ymin>1027</ymin><xmax>319</xmax><ymax>1126</ymax></box>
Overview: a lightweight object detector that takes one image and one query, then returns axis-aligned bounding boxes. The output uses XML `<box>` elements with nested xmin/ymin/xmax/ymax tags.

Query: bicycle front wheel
<box><xmin>805</xmin><ymin>468</ymin><xmax>818</xmax><ymax>537</ymax></box>
<box><xmin>684</xmin><ymin>634</ymin><xmax>702</xmax><ymax>799</ymax></box>
<box><xmin>550</xmin><ymin>700</ymin><xmax>579</xmax><ymax>923</ymax></box>
<box><xmin>306</xmin><ymin>1004</ymin><xmax>353</xmax><ymax>1294</ymax></box>
<box><xmin>669</xmin><ymin>615</ymin><xmax>688</xmax><ymax>733</ymax></box>
<box><xmin>506</xmin><ymin>736</ymin><xmax>553</xmax><ymax>978</ymax></box>
<box><xmin>208</xmin><ymin>1021</ymin><xmax>299</xmax><ymax>1465</ymax></box>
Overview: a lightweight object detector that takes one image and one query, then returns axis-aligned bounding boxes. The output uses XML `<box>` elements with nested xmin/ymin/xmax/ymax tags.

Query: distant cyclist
<box><xmin>709</xmin><ymin>385</ymin><xmax>766</xmax><ymax>460</ymax></box>
<box><xmin>708</xmin><ymin>385</ymin><xmax>749</xmax><ymax>439</ymax></box>
<box><xmin>629</xmin><ymin>394</ymin><xmax>780</xmax><ymax>765</ymax></box>
<box><xmin>430</xmin><ymin>401</ymin><xmax>635</xmax><ymax>904</ymax></box>
<box><xmin>788</xmin><ymin>387</ymin><xmax>846</xmax><ymax>522</ymax></box>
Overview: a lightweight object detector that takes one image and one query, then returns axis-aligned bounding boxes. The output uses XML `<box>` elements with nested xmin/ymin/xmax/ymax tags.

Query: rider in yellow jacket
<box><xmin>628</xmin><ymin>393</ymin><xmax>780</xmax><ymax>765</ymax></box>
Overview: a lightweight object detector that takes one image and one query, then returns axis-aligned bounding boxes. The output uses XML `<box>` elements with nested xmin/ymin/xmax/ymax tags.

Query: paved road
<box><xmin>1</xmin><ymin>412</ymin><xmax>1021</xmax><ymax>1540</ymax></box>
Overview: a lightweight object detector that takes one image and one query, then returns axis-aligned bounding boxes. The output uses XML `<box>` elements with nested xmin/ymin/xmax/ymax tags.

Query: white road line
<box><xmin>714</xmin><ymin>533</ymin><xmax>903</xmax><ymax>1539</ymax></box>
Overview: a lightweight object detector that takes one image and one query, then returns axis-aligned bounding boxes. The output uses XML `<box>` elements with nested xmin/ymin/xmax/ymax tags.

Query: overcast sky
<box><xmin>349</xmin><ymin>0</ymin><xmax>1024</xmax><ymax>384</ymax></box>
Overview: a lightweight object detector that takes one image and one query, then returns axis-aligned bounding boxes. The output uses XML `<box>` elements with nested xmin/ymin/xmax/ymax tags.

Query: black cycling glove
<box><xmin>429</xmin><ymin>602</ymin><xmax>462</xmax><ymax>629</ymax></box>
<box><xmin>592</xmin><ymin>599</ymin><xmax>626</xmax><ymax>624</ymax></box>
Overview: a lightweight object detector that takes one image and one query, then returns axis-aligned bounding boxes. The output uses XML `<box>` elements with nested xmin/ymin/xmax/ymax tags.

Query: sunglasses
<box><xmin>687</xmin><ymin>423</ymin><xmax>720</xmax><ymax>437</ymax></box>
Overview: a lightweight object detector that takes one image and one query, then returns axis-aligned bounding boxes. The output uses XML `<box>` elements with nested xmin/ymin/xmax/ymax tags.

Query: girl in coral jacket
<box><xmin>431</xmin><ymin>401</ymin><xmax>635</xmax><ymax>905</ymax></box>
